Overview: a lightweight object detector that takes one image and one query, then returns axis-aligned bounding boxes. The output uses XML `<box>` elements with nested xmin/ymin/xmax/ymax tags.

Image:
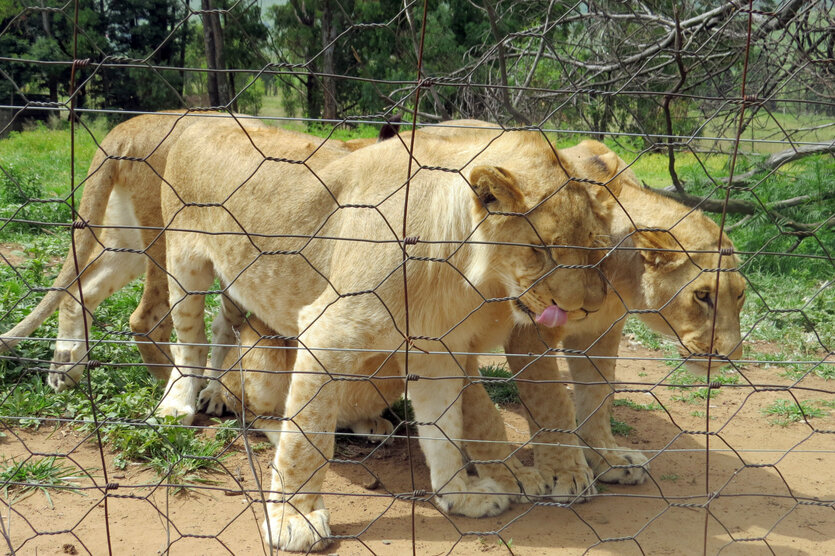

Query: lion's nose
<box><xmin>581</xmin><ymin>271</ymin><xmax>608</xmax><ymax>313</ymax></box>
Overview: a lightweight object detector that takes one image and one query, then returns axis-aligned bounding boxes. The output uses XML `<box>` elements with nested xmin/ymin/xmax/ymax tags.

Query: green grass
<box><xmin>107</xmin><ymin>416</ymin><xmax>232</xmax><ymax>488</ymax></box>
<box><xmin>761</xmin><ymin>399</ymin><xmax>828</xmax><ymax>427</ymax></box>
<box><xmin>610</xmin><ymin>417</ymin><xmax>633</xmax><ymax>437</ymax></box>
<box><xmin>666</xmin><ymin>368</ymin><xmax>739</xmax><ymax>404</ymax></box>
<box><xmin>479</xmin><ymin>364</ymin><xmax>520</xmax><ymax>405</ymax></box>
<box><xmin>613</xmin><ymin>398</ymin><xmax>663</xmax><ymax>412</ymax></box>
<box><xmin>1</xmin><ymin>456</ymin><xmax>85</xmax><ymax>508</ymax></box>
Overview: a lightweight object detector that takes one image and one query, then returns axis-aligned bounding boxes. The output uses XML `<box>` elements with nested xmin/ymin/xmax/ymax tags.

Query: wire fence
<box><xmin>1</xmin><ymin>1</ymin><xmax>833</xmax><ymax>554</ymax></box>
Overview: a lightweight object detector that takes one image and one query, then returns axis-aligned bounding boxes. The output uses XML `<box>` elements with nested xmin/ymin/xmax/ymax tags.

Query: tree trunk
<box><xmin>321</xmin><ymin>0</ymin><xmax>338</xmax><ymax>120</ymax></box>
<box><xmin>211</xmin><ymin>7</ymin><xmax>232</xmax><ymax>109</ymax></box>
<box><xmin>201</xmin><ymin>0</ymin><xmax>219</xmax><ymax>106</ymax></box>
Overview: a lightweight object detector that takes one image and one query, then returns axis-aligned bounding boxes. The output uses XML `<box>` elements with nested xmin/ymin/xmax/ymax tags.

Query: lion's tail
<box><xmin>1</xmin><ymin>148</ymin><xmax>115</xmax><ymax>352</ymax></box>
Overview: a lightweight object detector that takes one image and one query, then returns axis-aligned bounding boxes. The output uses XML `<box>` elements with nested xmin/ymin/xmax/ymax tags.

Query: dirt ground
<box><xmin>2</xmin><ymin>340</ymin><xmax>833</xmax><ymax>555</ymax></box>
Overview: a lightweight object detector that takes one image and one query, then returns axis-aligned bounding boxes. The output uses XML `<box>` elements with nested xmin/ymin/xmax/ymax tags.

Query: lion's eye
<box><xmin>695</xmin><ymin>290</ymin><xmax>713</xmax><ymax>307</ymax></box>
<box><xmin>531</xmin><ymin>246</ymin><xmax>549</xmax><ymax>262</ymax></box>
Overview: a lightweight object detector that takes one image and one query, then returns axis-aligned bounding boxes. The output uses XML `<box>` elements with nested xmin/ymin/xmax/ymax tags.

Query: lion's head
<box><xmin>464</xmin><ymin>133</ymin><xmax>624</xmax><ymax>328</ymax></box>
<box><xmin>561</xmin><ymin>139</ymin><xmax>745</xmax><ymax>372</ymax></box>
<box><xmin>632</xmin><ymin>227</ymin><xmax>745</xmax><ymax>372</ymax></box>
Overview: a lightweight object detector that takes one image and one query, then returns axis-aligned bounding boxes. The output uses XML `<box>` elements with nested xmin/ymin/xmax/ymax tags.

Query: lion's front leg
<box><xmin>506</xmin><ymin>326</ymin><xmax>596</xmax><ymax>502</ymax></box>
<box><xmin>565</xmin><ymin>324</ymin><xmax>649</xmax><ymax>485</ymax></box>
<box><xmin>263</xmin><ymin>348</ymin><xmax>339</xmax><ymax>553</ymax></box>
<box><xmin>408</xmin><ymin>356</ymin><xmax>511</xmax><ymax>518</ymax></box>
<box><xmin>461</xmin><ymin>359</ymin><xmax>548</xmax><ymax>502</ymax></box>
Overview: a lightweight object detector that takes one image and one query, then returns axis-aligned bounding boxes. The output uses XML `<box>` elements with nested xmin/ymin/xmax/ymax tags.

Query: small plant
<box><xmin>106</xmin><ymin>416</ymin><xmax>229</xmax><ymax>488</ymax></box>
<box><xmin>497</xmin><ymin>537</ymin><xmax>514</xmax><ymax>548</ymax></box>
<box><xmin>672</xmin><ymin>387</ymin><xmax>718</xmax><ymax>405</ymax></box>
<box><xmin>762</xmin><ymin>399</ymin><xmax>827</xmax><ymax>426</ymax></box>
<box><xmin>211</xmin><ymin>418</ymin><xmax>241</xmax><ymax>445</ymax></box>
<box><xmin>385</xmin><ymin>397</ymin><xmax>414</xmax><ymax>424</ymax></box>
<box><xmin>668</xmin><ymin>368</ymin><xmax>738</xmax><ymax>404</ymax></box>
<box><xmin>623</xmin><ymin>319</ymin><xmax>663</xmax><ymax>350</ymax></box>
<box><xmin>610</xmin><ymin>417</ymin><xmax>634</xmax><ymax>437</ymax></box>
<box><xmin>660</xmin><ymin>473</ymin><xmax>679</xmax><ymax>482</ymax></box>
<box><xmin>479</xmin><ymin>364</ymin><xmax>519</xmax><ymax>405</ymax></box>
<box><xmin>1</xmin><ymin>456</ymin><xmax>84</xmax><ymax>508</ymax></box>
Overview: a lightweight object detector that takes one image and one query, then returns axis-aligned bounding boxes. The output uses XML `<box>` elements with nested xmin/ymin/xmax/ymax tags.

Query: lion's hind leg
<box><xmin>157</xmin><ymin>242</ymin><xmax>213</xmax><ymax>425</ymax></box>
<box><xmin>51</xmin><ymin>207</ymin><xmax>145</xmax><ymax>392</ymax></box>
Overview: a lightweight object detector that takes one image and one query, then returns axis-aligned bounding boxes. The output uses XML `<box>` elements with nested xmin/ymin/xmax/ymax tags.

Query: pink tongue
<box><xmin>535</xmin><ymin>304</ymin><xmax>568</xmax><ymax>328</ymax></box>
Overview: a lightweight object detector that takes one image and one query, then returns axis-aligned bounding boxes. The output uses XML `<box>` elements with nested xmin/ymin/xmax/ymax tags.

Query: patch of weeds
<box><xmin>752</xmin><ymin>351</ymin><xmax>834</xmax><ymax>381</ymax></box>
<box><xmin>0</xmin><ymin>372</ymin><xmax>65</xmax><ymax>427</ymax></box>
<box><xmin>672</xmin><ymin>387</ymin><xmax>717</xmax><ymax>405</ymax></box>
<box><xmin>1</xmin><ymin>456</ymin><xmax>84</xmax><ymax>507</ymax></box>
<box><xmin>691</xmin><ymin>410</ymin><xmax>706</xmax><ymax>418</ymax></box>
<box><xmin>106</xmin><ymin>416</ymin><xmax>229</xmax><ymax>488</ymax></box>
<box><xmin>610</xmin><ymin>417</ymin><xmax>633</xmax><ymax>437</ymax></box>
<box><xmin>660</xmin><ymin>473</ymin><xmax>679</xmax><ymax>482</ymax></box>
<box><xmin>0</xmin><ymin>163</ymin><xmax>72</xmax><ymax>234</ymax></box>
<box><xmin>385</xmin><ymin>397</ymin><xmax>414</xmax><ymax>424</ymax></box>
<box><xmin>211</xmin><ymin>418</ymin><xmax>241</xmax><ymax>445</ymax></box>
<box><xmin>762</xmin><ymin>399</ymin><xmax>827</xmax><ymax>426</ymax></box>
<box><xmin>479</xmin><ymin>364</ymin><xmax>519</xmax><ymax>405</ymax></box>
<box><xmin>613</xmin><ymin>398</ymin><xmax>663</xmax><ymax>411</ymax></box>
<box><xmin>250</xmin><ymin>441</ymin><xmax>273</xmax><ymax>453</ymax></box>
<box><xmin>623</xmin><ymin>319</ymin><xmax>663</xmax><ymax>350</ymax></box>
<box><xmin>667</xmin><ymin>368</ymin><xmax>738</xmax><ymax>404</ymax></box>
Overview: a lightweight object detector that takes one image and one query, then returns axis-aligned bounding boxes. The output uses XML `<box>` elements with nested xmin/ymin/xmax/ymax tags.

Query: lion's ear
<box><xmin>633</xmin><ymin>229</ymin><xmax>687</xmax><ymax>271</ymax></box>
<box><xmin>556</xmin><ymin>149</ymin><xmax>623</xmax><ymax>211</ymax></box>
<box><xmin>469</xmin><ymin>165</ymin><xmax>525</xmax><ymax>213</ymax></box>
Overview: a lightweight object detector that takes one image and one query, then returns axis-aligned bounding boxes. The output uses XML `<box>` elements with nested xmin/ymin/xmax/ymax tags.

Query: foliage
<box><xmin>479</xmin><ymin>364</ymin><xmax>519</xmax><ymax>405</ymax></box>
<box><xmin>762</xmin><ymin>399</ymin><xmax>828</xmax><ymax>427</ymax></box>
<box><xmin>1</xmin><ymin>456</ymin><xmax>84</xmax><ymax>507</ymax></box>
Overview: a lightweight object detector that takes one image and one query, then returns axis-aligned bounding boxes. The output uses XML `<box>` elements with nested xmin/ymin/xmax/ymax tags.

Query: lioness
<box><xmin>158</xmin><ymin>124</ymin><xmax>621</xmax><ymax>551</ymax></box>
<box><xmin>0</xmin><ymin>111</ymin><xmax>268</xmax><ymax>390</ymax></box>
<box><xmin>0</xmin><ymin>112</ymin><xmax>394</xmax><ymax>392</ymax></box>
<box><xmin>542</xmin><ymin>139</ymin><xmax>744</xmax><ymax>483</ymax></box>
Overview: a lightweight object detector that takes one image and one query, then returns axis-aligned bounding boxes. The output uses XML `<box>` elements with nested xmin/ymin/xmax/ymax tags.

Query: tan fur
<box><xmin>157</xmin><ymin>125</ymin><xmax>620</xmax><ymax>551</ymax></box>
<box><xmin>218</xmin><ymin>315</ymin><xmax>400</xmax><ymax>441</ymax></box>
<box><xmin>0</xmin><ymin>112</ymin><xmax>270</xmax><ymax>391</ymax></box>
<box><xmin>463</xmin><ymin>138</ymin><xmax>745</xmax><ymax>487</ymax></box>
<box><xmin>405</xmin><ymin>125</ymin><xmax>744</xmax><ymax>488</ymax></box>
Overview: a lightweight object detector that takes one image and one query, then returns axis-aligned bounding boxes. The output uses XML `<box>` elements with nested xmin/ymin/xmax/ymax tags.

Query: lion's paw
<box><xmin>591</xmin><ymin>449</ymin><xmax>650</xmax><ymax>485</ymax></box>
<box><xmin>435</xmin><ymin>477</ymin><xmax>510</xmax><ymax>518</ymax></box>
<box><xmin>347</xmin><ymin>416</ymin><xmax>394</xmax><ymax>441</ymax></box>
<box><xmin>262</xmin><ymin>508</ymin><xmax>331</xmax><ymax>552</ymax></box>
<box><xmin>503</xmin><ymin>465</ymin><xmax>548</xmax><ymax>503</ymax></box>
<box><xmin>47</xmin><ymin>350</ymin><xmax>85</xmax><ymax>392</ymax></box>
<box><xmin>547</xmin><ymin>463</ymin><xmax>597</xmax><ymax>503</ymax></box>
<box><xmin>156</xmin><ymin>399</ymin><xmax>196</xmax><ymax>426</ymax></box>
<box><xmin>197</xmin><ymin>381</ymin><xmax>228</xmax><ymax>416</ymax></box>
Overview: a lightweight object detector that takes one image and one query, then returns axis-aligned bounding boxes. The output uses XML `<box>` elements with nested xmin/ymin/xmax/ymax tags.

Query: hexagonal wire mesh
<box><xmin>0</xmin><ymin>1</ymin><xmax>833</xmax><ymax>554</ymax></box>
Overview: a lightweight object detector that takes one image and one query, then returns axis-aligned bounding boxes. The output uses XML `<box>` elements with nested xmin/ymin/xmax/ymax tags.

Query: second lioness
<box><xmin>158</xmin><ymin>124</ymin><xmax>621</xmax><ymax>551</ymax></box>
<box><xmin>429</xmin><ymin>130</ymin><xmax>744</xmax><ymax>489</ymax></box>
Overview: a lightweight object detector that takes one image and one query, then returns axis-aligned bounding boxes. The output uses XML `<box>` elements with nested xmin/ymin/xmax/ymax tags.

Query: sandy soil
<box><xmin>2</xmin><ymin>340</ymin><xmax>833</xmax><ymax>555</ymax></box>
